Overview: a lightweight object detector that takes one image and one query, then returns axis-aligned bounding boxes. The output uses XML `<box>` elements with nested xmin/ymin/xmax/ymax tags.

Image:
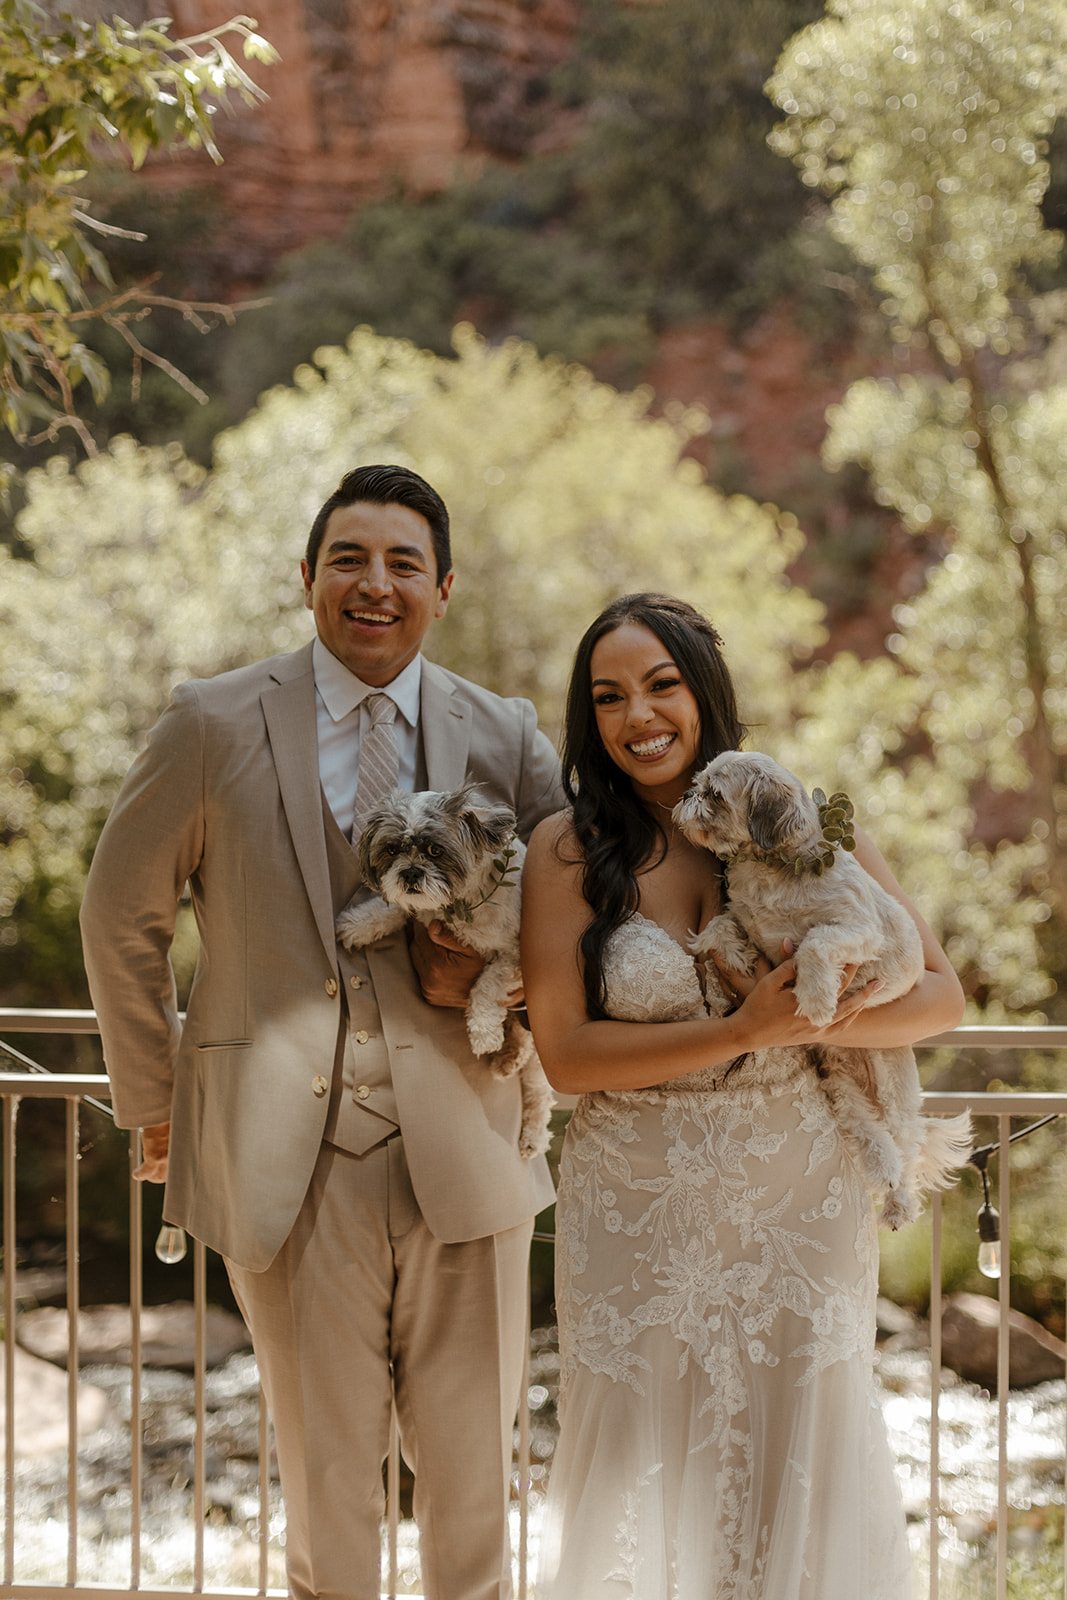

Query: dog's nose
<box><xmin>400</xmin><ymin>868</ymin><xmax>424</xmax><ymax>891</ymax></box>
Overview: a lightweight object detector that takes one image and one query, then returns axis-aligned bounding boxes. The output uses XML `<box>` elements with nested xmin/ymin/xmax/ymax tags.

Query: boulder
<box><xmin>876</xmin><ymin>1297</ymin><xmax>922</xmax><ymax>1341</ymax></box>
<box><xmin>940</xmin><ymin>1292</ymin><xmax>1067</xmax><ymax>1390</ymax></box>
<box><xmin>16</xmin><ymin>1302</ymin><xmax>252</xmax><ymax>1371</ymax></box>
<box><xmin>0</xmin><ymin>1342</ymin><xmax>110</xmax><ymax>1455</ymax></box>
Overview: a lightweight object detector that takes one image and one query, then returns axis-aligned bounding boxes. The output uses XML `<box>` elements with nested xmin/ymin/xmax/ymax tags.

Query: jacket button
<box><xmin>355</xmin><ymin>1084</ymin><xmax>371</xmax><ymax>1101</ymax></box>
<box><xmin>350</xmin><ymin>975</ymin><xmax>363</xmax><ymax>990</ymax></box>
<box><xmin>325</xmin><ymin>977</ymin><xmax>338</xmax><ymax>997</ymax></box>
<box><xmin>312</xmin><ymin>1076</ymin><xmax>328</xmax><ymax>1098</ymax></box>
<box><xmin>354</xmin><ymin>1029</ymin><xmax>369</xmax><ymax>1045</ymax></box>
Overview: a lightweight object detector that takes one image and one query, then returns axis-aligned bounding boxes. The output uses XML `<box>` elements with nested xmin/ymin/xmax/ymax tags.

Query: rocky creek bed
<box><xmin>3</xmin><ymin>1309</ymin><xmax>1066</xmax><ymax>1596</ymax></box>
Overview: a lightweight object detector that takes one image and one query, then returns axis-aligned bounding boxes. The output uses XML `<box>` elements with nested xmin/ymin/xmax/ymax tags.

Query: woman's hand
<box><xmin>727</xmin><ymin>943</ymin><xmax>882</xmax><ymax>1048</ymax></box>
<box><xmin>712</xmin><ymin>938</ymin><xmax>858</xmax><ymax>1008</ymax></box>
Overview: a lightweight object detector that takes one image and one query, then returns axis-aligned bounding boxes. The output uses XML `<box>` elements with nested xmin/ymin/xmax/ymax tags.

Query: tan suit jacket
<box><xmin>81</xmin><ymin>641</ymin><xmax>560</xmax><ymax>1270</ymax></box>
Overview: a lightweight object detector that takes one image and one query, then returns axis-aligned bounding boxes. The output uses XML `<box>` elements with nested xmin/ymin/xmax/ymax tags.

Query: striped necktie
<box><xmin>351</xmin><ymin>693</ymin><xmax>399</xmax><ymax>841</ymax></box>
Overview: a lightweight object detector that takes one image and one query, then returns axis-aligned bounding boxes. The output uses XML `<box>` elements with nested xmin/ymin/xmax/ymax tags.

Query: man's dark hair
<box><xmin>305</xmin><ymin>465</ymin><xmax>452</xmax><ymax>582</ymax></box>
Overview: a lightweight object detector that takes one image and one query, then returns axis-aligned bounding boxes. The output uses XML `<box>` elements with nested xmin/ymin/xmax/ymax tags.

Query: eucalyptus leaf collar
<box><xmin>443</xmin><ymin>837</ymin><xmax>520</xmax><ymax>924</ymax></box>
<box><xmin>725</xmin><ymin>789</ymin><xmax>856</xmax><ymax>879</ymax></box>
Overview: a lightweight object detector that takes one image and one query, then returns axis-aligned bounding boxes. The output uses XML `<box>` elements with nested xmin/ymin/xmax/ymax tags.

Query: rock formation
<box><xmin>151</xmin><ymin>0</ymin><xmax>578</xmax><ymax>265</ymax></box>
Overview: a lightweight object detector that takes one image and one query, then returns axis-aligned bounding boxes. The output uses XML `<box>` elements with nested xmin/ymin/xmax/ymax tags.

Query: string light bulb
<box><xmin>976</xmin><ymin>1199</ymin><xmax>1001</xmax><ymax>1279</ymax></box>
<box><xmin>155</xmin><ymin>1223</ymin><xmax>188</xmax><ymax>1264</ymax></box>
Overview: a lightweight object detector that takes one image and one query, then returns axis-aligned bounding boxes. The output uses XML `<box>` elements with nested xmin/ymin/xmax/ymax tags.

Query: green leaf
<box><xmin>242</xmin><ymin>32</ymin><xmax>280</xmax><ymax>64</ymax></box>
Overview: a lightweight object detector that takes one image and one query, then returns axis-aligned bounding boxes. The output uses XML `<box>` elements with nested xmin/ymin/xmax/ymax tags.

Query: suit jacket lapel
<box><xmin>261</xmin><ymin>643</ymin><xmax>337</xmax><ymax>964</ymax></box>
<box><xmin>420</xmin><ymin>661</ymin><xmax>471</xmax><ymax>793</ymax></box>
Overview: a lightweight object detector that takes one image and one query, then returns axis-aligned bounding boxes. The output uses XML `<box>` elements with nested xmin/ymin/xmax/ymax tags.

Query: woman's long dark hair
<box><xmin>561</xmin><ymin>593</ymin><xmax>746</xmax><ymax>1019</ymax></box>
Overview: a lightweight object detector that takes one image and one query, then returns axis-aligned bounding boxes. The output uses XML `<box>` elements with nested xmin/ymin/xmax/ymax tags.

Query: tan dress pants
<box><xmin>226</xmin><ymin>1136</ymin><xmax>532</xmax><ymax>1600</ymax></box>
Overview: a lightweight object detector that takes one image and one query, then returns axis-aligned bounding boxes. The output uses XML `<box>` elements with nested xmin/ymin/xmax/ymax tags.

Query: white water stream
<box><xmin>5</xmin><ymin>1333</ymin><xmax>1065</xmax><ymax>1597</ymax></box>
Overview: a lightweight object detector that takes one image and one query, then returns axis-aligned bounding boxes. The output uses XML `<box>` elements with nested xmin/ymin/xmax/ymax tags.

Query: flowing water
<box><xmin>5</xmin><ymin>1329</ymin><xmax>1065</xmax><ymax>1597</ymax></box>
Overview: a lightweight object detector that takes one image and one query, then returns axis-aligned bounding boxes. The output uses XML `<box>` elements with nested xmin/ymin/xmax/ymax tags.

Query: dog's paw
<box><xmin>792</xmin><ymin>965</ymin><xmax>839</xmax><ymax>1029</ymax></box>
<box><xmin>689</xmin><ymin>915</ymin><xmax>757</xmax><ymax>974</ymax></box>
<box><xmin>879</xmin><ymin>1189</ymin><xmax>920</xmax><ymax>1231</ymax></box>
<box><xmin>518</xmin><ymin>1119</ymin><xmax>552</xmax><ymax>1159</ymax></box>
<box><xmin>336</xmin><ymin>911</ymin><xmax>369</xmax><ymax>950</ymax></box>
<box><xmin>467</xmin><ymin>1011</ymin><xmax>507</xmax><ymax>1057</ymax></box>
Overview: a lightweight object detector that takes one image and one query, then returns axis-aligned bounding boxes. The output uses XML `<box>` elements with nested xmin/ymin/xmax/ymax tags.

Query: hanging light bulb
<box><xmin>155</xmin><ymin>1223</ymin><xmax>188</xmax><ymax>1264</ymax></box>
<box><xmin>976</xmin><ymin>1199</ymin><xmax>1001</xmax><ymax>1279</ymax></box>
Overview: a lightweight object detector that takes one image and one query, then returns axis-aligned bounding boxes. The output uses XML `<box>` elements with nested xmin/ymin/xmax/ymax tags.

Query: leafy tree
<box><xmin>556</xmin><ymin>0</ymin><xmax>830</xmax><ymax>318</ymax></box>
<box><xmin>768</xmin><ymin>0</ymin><xmax>1067</xmax><ymax>1016</ymax></box>
<box><xmin>217</xmin><ymin>0</ymin><xmax>856</xmax><ymax>418</ymax></box>
<box><xmin>0</xmin><ymin>0</ymin><xmax>276</xmax><ymax>457</ymax></box>
<box><xmin>0</xmin><ymin>324</ymin><xmax>821</xmax><ymax>1008</ymax></box>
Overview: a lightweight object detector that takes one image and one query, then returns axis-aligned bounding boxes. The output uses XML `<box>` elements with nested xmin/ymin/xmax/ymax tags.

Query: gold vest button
<box><xmin>354</xmin><ymin>1029</ymin><xmax>369</xmax><ymax>1045</ymax></box>
<box><xmin>355</xmin><ymin>1084</ymin><xmax>371</xmax><ymax>1101</ymax></box>
<box><xmin>325</xmin><ymin>977</ymin><xmax>338</xmax><ymax>997</ymax></box>
<box><xmin>350</xmin><ymin>975</ymin><xmax>363</xmax><ymax>990</ymax></box>
<box><xmin>312</xmin><ymin>1076</ymin><xmax>328</xmax><ymax>1098</ymax></box>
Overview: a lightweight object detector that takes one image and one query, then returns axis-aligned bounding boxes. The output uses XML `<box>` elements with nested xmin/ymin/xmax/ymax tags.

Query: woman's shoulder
<box><xmin>525</xmin><ymin>809</ymin><xmax>586</xmax><ymax>886</ymax></box>
<box><xmin>528</xmin><ymin>807</ymin><xmax>576</xmax><ymax>853</ymax></box>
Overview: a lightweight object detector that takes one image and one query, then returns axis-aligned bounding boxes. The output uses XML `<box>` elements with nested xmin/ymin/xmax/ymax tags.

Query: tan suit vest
<box><xmin>320</xmin><ymin>794</ymin><xmax>400</xmax><ymax>1152</ymax></box>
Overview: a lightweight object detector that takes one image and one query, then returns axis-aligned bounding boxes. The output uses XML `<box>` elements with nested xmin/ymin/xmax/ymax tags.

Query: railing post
<box><xmin>517</xmin><ymin>1301</ymin><xmax>531</xmax><ymax>1600</ymax></box>
<box><xmin>129</xmin><ymin>1130</ymin><xmax>144</xmax><ymax>1590</ymax></box>
<box><xmin>386</xmin><ymin>1401</ymin><xmax>400</xmax><ymax>1599</ymax></box>
<box><xmin>258</xmin><ymin>1389</ymin><xmax>271</xmax><ymax>1595</ymax></box>
<box><xmin>3</xmin><ymin>1093</ymin><xmax>19</xmax><ymax>1590</ymax></box>
<box><xmin>65</xmin><ymin>1096</ymin><xmax>81</xmax><ymax>1586</ymax></box>
<box><xmin>928</xmin><ymin>1188</ymin><xmax>942</xmax><ymax>1600</ymax></box>
<box><xmin>996</xmin><ymin>1114</ymin><xmax>1010</xmax><ymax>1600</ymax></box>
<box><xmin>194</xmin><ymin>1236</ymin><xmax>208</xmax><ymax>1589</ymax></box>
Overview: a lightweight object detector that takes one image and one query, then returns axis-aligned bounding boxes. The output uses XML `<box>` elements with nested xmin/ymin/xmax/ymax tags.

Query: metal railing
<box><xmin>2</xmin><ymin>1010</ymin><xmax>1067</xmax><ymax>1600</ymax></box>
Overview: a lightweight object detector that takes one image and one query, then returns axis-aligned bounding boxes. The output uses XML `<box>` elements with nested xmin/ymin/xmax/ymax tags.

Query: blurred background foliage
<box><xmin>3</xmin><ymin>0</ymin><xmax>1067</xmax><ymax>1329</ymax></box>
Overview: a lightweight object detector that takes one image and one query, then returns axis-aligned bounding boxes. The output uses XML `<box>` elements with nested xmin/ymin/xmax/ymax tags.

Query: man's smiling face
<box><xmin>301</xmin><ymin>502</ymin><xmax>454</xmax><ymax>686</ymax></box>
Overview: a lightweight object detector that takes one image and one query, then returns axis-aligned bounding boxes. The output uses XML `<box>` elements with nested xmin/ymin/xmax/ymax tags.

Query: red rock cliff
<box><xmin>153</xmin><ymin>0</ymin><xmax>577</xmax><ymax>260</ymax></box>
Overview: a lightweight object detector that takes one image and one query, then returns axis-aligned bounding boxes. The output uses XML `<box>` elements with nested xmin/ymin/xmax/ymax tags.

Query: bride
<box><xmin>521</xmin><ymin>593</ymin><xmax>965</xmax><ymax>1600</ymax></box>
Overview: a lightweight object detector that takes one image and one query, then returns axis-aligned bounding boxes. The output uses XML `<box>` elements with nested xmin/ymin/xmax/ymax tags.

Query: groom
<box><xmin>80</xmin><ymin>464</ymin><xmax>561</xmax><ymax>1600</ymax></box>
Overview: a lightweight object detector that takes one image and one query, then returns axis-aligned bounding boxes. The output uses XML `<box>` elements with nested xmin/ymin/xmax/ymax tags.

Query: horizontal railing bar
<box><xmin>5</xmin><ymin>1013</ymin><xmax>1067</xmax><ymax>1050</ymax></box>
<box><xmin>0</xmin><ymin>1010</ymin><xmax>101</xmax><ymax>1033</ymax></box>
<box><xmin>0</xmin><ymin>1588</ymin><xmax>288</xmax><ymax>1599</ymax></box>
<box><xmin>4</xmin><ymin>1079</ymin><xmax>1067</xmax><ymax>1117</ymax></box>
<box><xmin>918</xmin><ymin>1026</ymin><xmax>1067</xmax><ymax>1048</ymax></box>
<box><xmin>924</xmin><ymin>1091</ymin><xmax>1067</xmax><ymax>1114</ymax></box>
<box><xmin>0</xmin><ymin>1073</ymin><xmax>112</xmax><ymax>1098</ymax></box>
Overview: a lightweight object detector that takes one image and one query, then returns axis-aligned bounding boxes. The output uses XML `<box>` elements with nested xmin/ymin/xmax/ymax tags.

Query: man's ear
<box><xmin>434</xmin><ymin>569</ymin><xmax>454</xmax><ymax>620</ymax></box>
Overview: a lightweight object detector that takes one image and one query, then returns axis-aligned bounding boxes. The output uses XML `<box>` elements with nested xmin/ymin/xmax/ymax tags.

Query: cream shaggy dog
<box><xmin>336</xmin><ymin>785</ymin><xmax>554</xmax><ymax>1159</ymax></box>
<box><xmin>674</xmin><ymin>750</ymin><xmax>971</xmax><ymax>1228</ymax></box>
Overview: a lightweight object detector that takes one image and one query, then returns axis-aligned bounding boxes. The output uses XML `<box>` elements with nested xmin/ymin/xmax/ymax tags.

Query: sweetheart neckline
<box><xmin>629</xmin><ymin>910</ymin><xmax>698</xmax><ymax>962</ymax></box>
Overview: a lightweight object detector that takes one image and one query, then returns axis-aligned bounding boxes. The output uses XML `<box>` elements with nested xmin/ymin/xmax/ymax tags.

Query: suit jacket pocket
<box><xmin>196</xmin><ymin>1039</ymin><xmax>253</xmax><ymax>1052</ymax></box>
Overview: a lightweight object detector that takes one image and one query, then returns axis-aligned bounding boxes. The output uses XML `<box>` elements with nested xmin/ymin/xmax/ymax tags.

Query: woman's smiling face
<box><xmin>589</xmin><ymin>621</ymin><xmax>703</xmax><ymax>806</ymax></box>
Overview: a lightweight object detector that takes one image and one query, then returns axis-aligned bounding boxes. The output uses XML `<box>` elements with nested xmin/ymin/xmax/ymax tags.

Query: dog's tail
<box><xmin>914</xmin><ymin>1111</ymin><xmax>973</xmax><ymax>1195</ymax></box>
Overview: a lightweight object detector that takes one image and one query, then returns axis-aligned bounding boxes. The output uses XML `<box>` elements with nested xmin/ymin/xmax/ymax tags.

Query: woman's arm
<box><xmin>520</xmin><ymin>814</ymin><xmax>874</xmax><ymax>1095</ymax></box>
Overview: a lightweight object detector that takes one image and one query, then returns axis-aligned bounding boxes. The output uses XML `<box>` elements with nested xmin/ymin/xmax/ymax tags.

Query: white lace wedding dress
<box><xmin>538</xmin><ymin>914</ymin><xmax>912</xmax><ymax>1600</ymax></box>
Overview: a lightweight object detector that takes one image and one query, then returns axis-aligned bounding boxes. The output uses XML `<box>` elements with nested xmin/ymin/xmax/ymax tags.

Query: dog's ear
<box><xmin>355</xmin><ymin>816</ymin><xmax>384</xmax><ymax>889</ymax></box>
<box><xmin>460</xmin><ymin>802</ymin><xmax>517</xmax><ymax>856</ymax></box>
<box><xmin>446</xmin><ymin>782</ymin><xmax>517</xmax><ymax>854</ymax></box>
<box><xmin>747</xmin><ymin>771</ymin><xmax>807</xmax><ymax>852</ymax></box>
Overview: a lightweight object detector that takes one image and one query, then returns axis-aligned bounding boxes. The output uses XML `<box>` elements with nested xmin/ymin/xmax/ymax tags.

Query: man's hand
<box><xmin>135</xmin><ymin>1121</ymin><xmax>170</xmax><ymax>1183</ymax></box>
<box><xmin>408</xmin><ymin>920</ymin><xmax>486</xmax><ymax>1007</ymax></box>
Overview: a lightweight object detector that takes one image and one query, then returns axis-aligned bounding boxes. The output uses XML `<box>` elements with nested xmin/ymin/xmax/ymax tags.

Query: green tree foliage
<box><xmin>0</xmin><ymin>0</ymin><xmax>276</xmax><ymax>456</ymax></box>
<box><xmin>218</xmin><ymin>0</ymin><xmax>851</xmax><ymax>419</ymax></box>
<box><xmin>769</xmin><ymin>0</ymin><xmax>1067</xmax><ymax>1018</ymax></box>
<box><xmin>556</xmin><ymin>0</ymin><xmax>829</xmax><ymax>316</ymax></box>
<box><xmin>0</xmin><ymin>325</ymin><xmax>821</xmax><ymax>1005</ymax></box>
